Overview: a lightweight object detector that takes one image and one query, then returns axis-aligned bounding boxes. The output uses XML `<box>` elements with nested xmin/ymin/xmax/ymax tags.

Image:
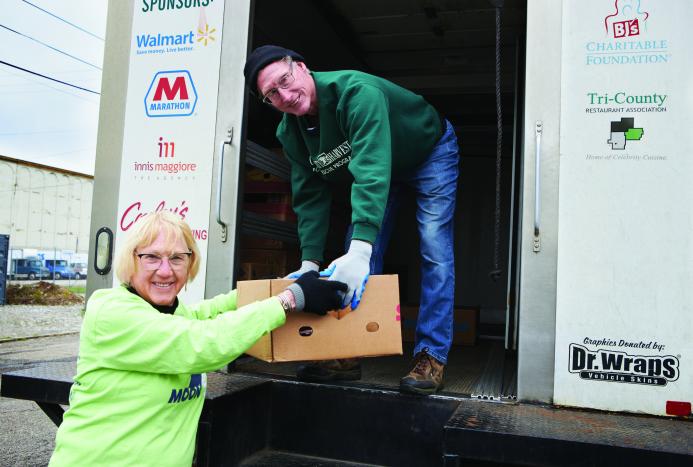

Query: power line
<box><xmin>0</xmin><ymin>60</ymin><xmax>100</xmax><ymax>95</ymax></box>
<box><xmin>21</xmin><ymin>0</ymin><xmax>105</xmax><ymax>41</ymax></box>
<box><xmin>0</xmin><ymin>65</ymin><xmax>100</xmax><ymax>103</ymax></box>
<box><xmin>0</xmin><ymin>23</ymin><xmax>102</xmax><ymax>70</ymax></box>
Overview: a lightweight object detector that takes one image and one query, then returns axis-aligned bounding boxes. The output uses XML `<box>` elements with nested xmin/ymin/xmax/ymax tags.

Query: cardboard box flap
<box><xmin>237</xmin><ymin>280</ymin><xmax>274</xmax><ymax>361</ymax></box>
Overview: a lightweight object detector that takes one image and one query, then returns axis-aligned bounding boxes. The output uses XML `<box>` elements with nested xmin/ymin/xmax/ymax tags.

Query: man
<box><xmin>244</xmin><ymin>45</ymin><xmax>459</xmax><ymax>394</ymax></box>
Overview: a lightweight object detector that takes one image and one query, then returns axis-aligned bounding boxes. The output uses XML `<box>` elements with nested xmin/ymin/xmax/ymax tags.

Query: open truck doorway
<box><xmin>233</xmin><ymin>0</ymin><xmax>527</xmax><ymax>400</ymax></box>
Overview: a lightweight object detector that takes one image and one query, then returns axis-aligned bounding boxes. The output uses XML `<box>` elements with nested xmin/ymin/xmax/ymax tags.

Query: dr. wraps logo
<box><xmin>145</xmin><ymin>70</ymin><xmax>197</xmax><ymax>118</ymax></box>
<box><xmin>569</xmin><ymin>344</ymin><xmax>679</xmax><ymax>386</ymax></box>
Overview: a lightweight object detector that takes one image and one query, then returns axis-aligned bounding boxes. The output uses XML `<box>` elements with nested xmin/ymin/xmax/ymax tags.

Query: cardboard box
<box><xmin>238</xmin><ymin>275</ymin><xmax>403</xmax><ymax>362</ymax></box>
<box><xmin>400</xmin><ymin>305</ymin><xmax>478</xmax><ymax>346</ymax></box>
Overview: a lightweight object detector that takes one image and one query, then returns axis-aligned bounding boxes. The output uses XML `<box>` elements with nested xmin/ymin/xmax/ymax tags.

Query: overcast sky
<box><xmin>1</xmin><ymin>0</ymin><xmax>107</xmax><ymax>175</ymax></box>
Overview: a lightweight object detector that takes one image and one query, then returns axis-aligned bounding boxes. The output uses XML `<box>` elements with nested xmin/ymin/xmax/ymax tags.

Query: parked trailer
<box><xmin>3</xmin><ymin>0</ymin><xmax>690</xmax><ymax>465</ymax></box>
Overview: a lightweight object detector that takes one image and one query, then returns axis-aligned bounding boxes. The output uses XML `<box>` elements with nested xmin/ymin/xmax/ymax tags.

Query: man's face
<box><xmin>257</xmin><ymin>59</ymin><xmax>317</xmax><ymax>116</ymax></box>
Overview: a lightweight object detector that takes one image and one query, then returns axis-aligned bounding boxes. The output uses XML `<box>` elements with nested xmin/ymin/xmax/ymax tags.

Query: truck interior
<box><xmin>234</xmin><ymin>0</ymin><xmax>527</xmax><ymax>402</ymax></box>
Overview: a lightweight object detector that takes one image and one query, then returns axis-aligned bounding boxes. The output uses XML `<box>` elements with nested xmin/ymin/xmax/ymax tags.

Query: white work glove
<box><xmin>285</xmin><ymin>260</ymin><xmax>319</xmax><ymax>279</ymax></box>
<box><xmin>321</xmin><ymin>239</ymin><xmax>372</xmax><ymax>310</ymax></box>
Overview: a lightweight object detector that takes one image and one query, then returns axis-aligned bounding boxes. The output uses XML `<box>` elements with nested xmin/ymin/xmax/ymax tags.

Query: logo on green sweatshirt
<box><xmin>310</xmin><ymin>140</ymin><xmax>352</xmax><ymax>175</ymax></box>
<box><xmin>168</xmin><ymin>373</ymin><xmax>204</xmax><ymax>403</ymax></box>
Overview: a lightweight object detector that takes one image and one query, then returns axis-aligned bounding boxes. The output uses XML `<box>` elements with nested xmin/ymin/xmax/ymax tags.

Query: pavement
<box><xmin>0</xmin><ymin>305</ymin><xmax>82</xmax><ymax>466</ymax></box>
<box><xmin>0</xmin><ymin>304</ymin><xmax>84</xmax><ymax>342</ymax></box>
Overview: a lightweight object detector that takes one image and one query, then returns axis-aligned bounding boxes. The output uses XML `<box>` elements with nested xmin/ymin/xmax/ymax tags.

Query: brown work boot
<box><xmin>296</xmin><ymin>358</ymin><xmax>361</xmax><ymax>382</ymax></box>
<box><xmin>399</xmin><ymin>351</ymin><xmax>445</xmax><ymax>395</ymax></box>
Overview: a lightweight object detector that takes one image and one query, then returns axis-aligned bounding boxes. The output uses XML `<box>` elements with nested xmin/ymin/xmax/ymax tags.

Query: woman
<box><xmin>49</xmin><ymin>212</ymin><xmax>345</xmax><ymax>466</ymax></box>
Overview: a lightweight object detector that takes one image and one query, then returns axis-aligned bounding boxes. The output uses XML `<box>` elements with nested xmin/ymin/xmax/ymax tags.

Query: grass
<box><xmin>67</xmin><ymin>285</ymin><xmax>86</xmax><ymax>295</ymax></box>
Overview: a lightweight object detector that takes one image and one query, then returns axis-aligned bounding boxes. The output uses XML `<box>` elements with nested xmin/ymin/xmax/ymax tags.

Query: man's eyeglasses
<box><xmin>261</xmin><ymin>57</ymin><xmax>295</xmax><ymax>105</ymax></box>
<box><xmin>136</xmin><ymin>251</ymin><xmax>192</xmax><ymax>271</ymax></box>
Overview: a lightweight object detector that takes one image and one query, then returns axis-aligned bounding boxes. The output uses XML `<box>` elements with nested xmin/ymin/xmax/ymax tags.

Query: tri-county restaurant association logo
<box><xmin>144</xmin><ymin>70</ymin><xmax>197</xmax><ymax>117</ymax></box>
<box><xmin>607</xmin><ymin>117</ymin><xmax>643</xmax><ymax>149</ymax></box>
<box><xmin>585</xmin><ymin>91</ymin><xmax>667</xmax><ymax>115</ymax></box>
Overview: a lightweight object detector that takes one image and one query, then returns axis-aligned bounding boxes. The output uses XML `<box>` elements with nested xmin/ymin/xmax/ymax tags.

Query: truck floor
<box><xmin>232</xmin><ymin>339</ymin><xmax>517</xmax><ymax>400</ymax></box>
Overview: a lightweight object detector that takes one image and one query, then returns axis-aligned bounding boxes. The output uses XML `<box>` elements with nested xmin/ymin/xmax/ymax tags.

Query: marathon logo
<box><xmin>569</xmin><ymin>344</ymin><xmax>679</xmax><ymax>386</ymax></box>
<box><xmin>168</xmin><ymin>373</ymin><xmax>205</xmax><ymax>403</ymax></box>
<box><xmin>145</xmin><ymin>70</ymin><xmax>197</xmax><ymax>118</ymax></box>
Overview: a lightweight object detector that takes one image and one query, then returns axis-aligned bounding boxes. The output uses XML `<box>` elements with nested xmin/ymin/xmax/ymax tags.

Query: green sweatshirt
<box><xmin>277</xmin><ymin>70</ymin><xmax>442</xmax><ymax>262</ymax></box>
<box><xmin>49</xmin><ymin>285</ymin><xmax>285</xmax><ymax>467</ymax></box>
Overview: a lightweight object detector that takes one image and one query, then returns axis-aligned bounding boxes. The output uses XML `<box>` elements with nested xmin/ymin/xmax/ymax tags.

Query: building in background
<box><xmin>0</xmin><ymin>155</ymin><xmax>93</xmax><ymax>274</ymax></box>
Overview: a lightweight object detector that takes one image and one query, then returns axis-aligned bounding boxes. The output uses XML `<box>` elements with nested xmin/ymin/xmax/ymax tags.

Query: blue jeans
<box><xmin>347</xmin><ymin>120</ymin><xmax>459</xmax><ymax>364</ymax></box>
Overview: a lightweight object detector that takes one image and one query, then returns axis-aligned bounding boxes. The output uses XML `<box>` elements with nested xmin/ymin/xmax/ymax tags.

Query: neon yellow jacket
<box><xmin>49</xmin><ymin>285</ymin><xmax>285</xmax><ymax>467</ymax></box>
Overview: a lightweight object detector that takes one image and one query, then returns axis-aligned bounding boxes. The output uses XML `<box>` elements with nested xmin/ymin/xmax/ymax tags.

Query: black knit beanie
<box><xmin>243</xmin><ymin>45</ymin><xmax>305</xmax><ymax>93</ymax></box>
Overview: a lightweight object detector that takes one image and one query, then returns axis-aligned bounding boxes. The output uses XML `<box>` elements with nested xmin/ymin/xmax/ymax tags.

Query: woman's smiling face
<box><xmin>130</xmin><ymin>229</ymin><xmax>189</xmax><ymax>306</ymax></box>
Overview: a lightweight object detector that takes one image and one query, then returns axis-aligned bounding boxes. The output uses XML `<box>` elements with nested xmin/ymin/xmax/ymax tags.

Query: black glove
<box><xmin>287</xmin><ymin>271</ymin><xmax>347</xmax><ymax>315</ymax></box>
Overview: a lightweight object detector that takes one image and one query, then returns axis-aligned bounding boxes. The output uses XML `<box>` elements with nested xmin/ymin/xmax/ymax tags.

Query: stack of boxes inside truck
<box><xmin>239</xmin><ymin>161</ymin><xmax>300</xmax><ymax>280</ymax></box>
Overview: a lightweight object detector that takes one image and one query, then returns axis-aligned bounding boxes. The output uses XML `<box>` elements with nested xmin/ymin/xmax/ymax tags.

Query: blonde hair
<box><xmin>115</xmin><ymin>211</ymin><xmax>200</xmax><ymax>285</ymax></box>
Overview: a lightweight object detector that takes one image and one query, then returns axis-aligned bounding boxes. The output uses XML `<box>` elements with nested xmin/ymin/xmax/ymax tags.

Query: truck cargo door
<box><xmin>553</xmin><ymin>0</ymin><xmax>692</xmax><ymax>416</ymax></box>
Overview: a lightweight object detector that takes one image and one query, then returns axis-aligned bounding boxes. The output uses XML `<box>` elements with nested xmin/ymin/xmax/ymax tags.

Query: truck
<box><xmin>7</xmin><ymin>0</ymin><xmax>687</xmax><ymax>465</ymax></box>
<box><xmin>69</xmin><ymin>262</ymin><xmax>87</xmax><ymax>280</ymax></box>
<box><xmin>8</xmin><ymin>257</ymin><xmax>48</xmax><ymax>281</ymax></box>
<box><xmin>44</xmin><ymin>259</ymin><xmax>76</xmax><ymax>280</ymax></box>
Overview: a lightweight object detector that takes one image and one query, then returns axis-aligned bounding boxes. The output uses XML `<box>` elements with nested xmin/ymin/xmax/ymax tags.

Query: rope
<box><xmin>489</xmin><ymin>6</ymin><xmax>503</xmax><ymax>282</ymax></box>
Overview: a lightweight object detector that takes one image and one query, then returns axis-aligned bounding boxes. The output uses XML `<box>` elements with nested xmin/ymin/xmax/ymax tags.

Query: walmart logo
<box><xmin>135</xmin><ymin>30</ymin><xmax>195</xmax><ymax>56</ymax></box>
<box><xmin>135</xmin><ymin>23</ymin><xmax>215</xmax><ymax>57</ymax></box>
<box><xmin>136</xmin><ymin>31</ymin><xmax>195</xmax><ymax>48</ymax></box>
<box><xmin>197</xmin><ymin>23</ymin><xmax>216</xmax><ymax>46</ymax></box>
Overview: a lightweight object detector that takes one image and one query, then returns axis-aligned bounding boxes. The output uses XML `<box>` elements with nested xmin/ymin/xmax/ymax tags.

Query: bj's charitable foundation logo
<box><xmin>584</xmin><ymin>1</ymin><xmax>671</xmax><ymax>66</ymax></box>
<box><xmin>569</xmin><ymin>337</ymin><xmax>680</xmax><ymax>386</ymax></box>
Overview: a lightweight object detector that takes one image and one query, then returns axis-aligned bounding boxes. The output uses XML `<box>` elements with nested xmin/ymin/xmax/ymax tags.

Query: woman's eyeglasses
<box><xmin>136</xmin><ymin>252</ymin><xmax>192</xmax><ymax>271</ymax></box>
